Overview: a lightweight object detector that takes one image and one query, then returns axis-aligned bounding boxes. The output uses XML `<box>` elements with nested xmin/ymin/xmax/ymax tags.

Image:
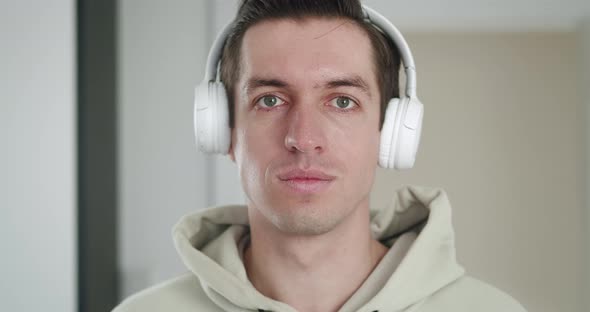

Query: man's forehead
<box><xmin>244</xmin><ymin>16</ymin><xmax>365</xmax><ymax>41</ymax></box>
<box><xmin>238</xmin><ymin>17</ymin><xmax>377</xmax><ymax>92</ymax></box>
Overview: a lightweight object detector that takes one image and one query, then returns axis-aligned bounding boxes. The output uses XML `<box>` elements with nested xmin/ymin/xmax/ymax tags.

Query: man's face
<box><xmin>230</xmin><ymin>17</ymin><xmax>381</xmax><ymax>235</ymax></box>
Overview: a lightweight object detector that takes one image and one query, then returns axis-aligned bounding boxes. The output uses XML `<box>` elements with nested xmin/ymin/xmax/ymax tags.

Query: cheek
<box><xmin>339</xmin><ymin>126</ymin><xmax>380</xmax><ymax>184</ymax></box>
<box><xmin>337</xmin><ymin>117</ymin><xmax>380</xmax><ymax>159</ymax></box>
<box><xmin>233</xmin><ymin>129</ymin><xmax>263</xmax><ymax>201</ymax></box>
<box><xmin>233</xmin><ymin>124</ymin><xmax>279</xmax><ymax>186</ymax></box>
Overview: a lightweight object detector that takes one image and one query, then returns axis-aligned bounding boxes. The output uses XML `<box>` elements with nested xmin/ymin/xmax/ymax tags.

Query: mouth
<box><xmin>277</xmin><ymin>169</ymin><xmax>336</xmax><ymax>194</ymax></box>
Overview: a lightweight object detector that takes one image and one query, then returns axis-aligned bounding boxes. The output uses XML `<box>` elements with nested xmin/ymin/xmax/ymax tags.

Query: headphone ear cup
<box><xmin>395</xmin><ymin>97</ymin><xmax>424</xmax><ymax>169</ymax></box>
<box><xmin>379</xmin><ymin>97</ymin><xmax>424</xmax><ymax>169</ymax></box>
<box><xmin>379</xmin><ymin>98</ymin><xmax>402</xmax><ymax>169</ymax></box>
<box><xmin>213</xmin><ymin>82</ymin><xmax>231</xmax><ymax>154</ymax></box>
<box><xmin>194</xmin><ymin>81</ymin><xmax>230</xmax><ymax>154</ymax></box>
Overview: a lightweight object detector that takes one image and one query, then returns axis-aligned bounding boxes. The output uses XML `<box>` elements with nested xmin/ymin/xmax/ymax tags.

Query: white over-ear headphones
<box><xmin>194</xmin><ymin>4</ymin><xmax>424</xmax><ymax>170</ymax></box>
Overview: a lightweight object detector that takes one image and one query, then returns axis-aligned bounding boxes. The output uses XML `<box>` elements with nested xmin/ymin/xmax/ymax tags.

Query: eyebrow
<box><xmin>323</xmin><ymin>75</ymin><xmax>371</xmax><ymax>97</ymax></box>
<box><xmin>244</xmin><ymin>75</ymin><xmax>372</xmax><ymax>97</ymax></box>
<box><xmin>244</xmin><ymin>78</ymin><xmax>290</xmax><ymax>95</ymax></box>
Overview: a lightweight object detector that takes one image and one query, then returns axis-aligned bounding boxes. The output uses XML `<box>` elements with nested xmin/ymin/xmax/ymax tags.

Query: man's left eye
<box><xmin>255</xmin><ymin>95</ymin><xmax>285</xmax><ymax>108</ymax></box>
<box><xmin>329</xmin><ymin>96</ymin><xmax>357</xmax><ymax>110</ymax></box>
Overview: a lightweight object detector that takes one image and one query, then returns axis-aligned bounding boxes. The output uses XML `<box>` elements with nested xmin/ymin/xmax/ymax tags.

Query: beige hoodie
<box><xmin>113</xmin><ymin>185</ymin><xmax>527</xmax><ymax>311</ymax></box>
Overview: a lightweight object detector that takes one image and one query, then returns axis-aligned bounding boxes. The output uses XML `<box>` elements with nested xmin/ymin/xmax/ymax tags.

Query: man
<box><xmin>114</xmin><ymin>1</ymin><xmax>527</xmax><ymax>311</ymax></box>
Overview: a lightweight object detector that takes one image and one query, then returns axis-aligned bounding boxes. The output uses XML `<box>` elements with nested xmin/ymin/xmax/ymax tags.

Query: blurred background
<box><xmin>2</xmin><ymin>0</ymin><xmax>590</xmax><ymax>311</ymax></box>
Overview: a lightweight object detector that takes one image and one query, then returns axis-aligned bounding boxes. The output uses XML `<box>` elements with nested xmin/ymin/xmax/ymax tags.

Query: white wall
<box><xmin>117</xmin><ymin>0</ymin><xmax>211</xmax><ymax>297</ymax></box>
<box><xmin>0</xmin><ymin>1</ymin><xmax>76</xmax><ymax>311</ymax></box>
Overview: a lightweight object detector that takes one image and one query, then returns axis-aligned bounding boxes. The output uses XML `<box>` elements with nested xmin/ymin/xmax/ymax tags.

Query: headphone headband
<box><xmin>362</xmin><ymin>6</ymin><xmax>417</xmax><ymax>98</ymax></box>
<box><xmin>204</xmin><ymin>20</ymin><xmax>233</xmax><ymax>83</ymax></box>
<box><xmin>203</xmin><ymin>4</ymin><xmax>417</xmax><ymax>98</ymax></box>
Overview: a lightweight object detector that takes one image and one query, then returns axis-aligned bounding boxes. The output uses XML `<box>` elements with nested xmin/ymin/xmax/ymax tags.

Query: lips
<box><xmin>278</xmin><ymin>169</ymin><xmax>336</xmax><ymax>181</ymax></box>
<box><xmin>277</xmin><ymin>169</ymin><xmax>335</xmax><ymax>193</ymax></box>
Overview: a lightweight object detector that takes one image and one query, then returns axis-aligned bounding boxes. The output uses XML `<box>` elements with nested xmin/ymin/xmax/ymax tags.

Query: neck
<box><xmin>244</xmin><ymin>201</ymin><xmax>388</xmax><ymax>312</ymax></box>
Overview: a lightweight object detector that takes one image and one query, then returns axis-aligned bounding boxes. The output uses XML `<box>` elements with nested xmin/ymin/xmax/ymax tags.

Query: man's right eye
<box><xmin>255</xmin><ymin>95</ymin><xmax>285</xmax><ymax>108</ymax></box>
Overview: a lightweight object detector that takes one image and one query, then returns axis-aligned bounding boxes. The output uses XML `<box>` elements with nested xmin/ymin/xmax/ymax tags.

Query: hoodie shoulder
<box><xmin>112</xmin><ymin>273</ymin><xmax>222</xmax><ymax>312</ymax></box>
<box><xmin>417</xmin><ymin>276</ymin><xmax>527</xmax><ymax>312</ymax></box>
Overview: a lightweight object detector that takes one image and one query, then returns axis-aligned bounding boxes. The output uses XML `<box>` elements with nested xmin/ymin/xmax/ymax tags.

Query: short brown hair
<box><xmin>219</xmin><ymin>0</ymin><xmax>401</xmax><ymax>129</ymax></box>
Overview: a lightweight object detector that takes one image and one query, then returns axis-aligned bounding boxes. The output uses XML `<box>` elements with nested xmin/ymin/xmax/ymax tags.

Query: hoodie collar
<box><xmin>361</xmin><ymin>185</ymin><xmax>465</xmax><ymax>311</ymax></box>
<box><xmin>172</xmin><ymin>185</ymin><xmax>464</xmax><ymax>312</ymax></box>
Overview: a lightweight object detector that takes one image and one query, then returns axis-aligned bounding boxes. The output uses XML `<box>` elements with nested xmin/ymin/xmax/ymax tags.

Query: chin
<box><xmin>259</xmin><ymin>197</ymin><xmax>351</xmax><ymax>236</ymax></box>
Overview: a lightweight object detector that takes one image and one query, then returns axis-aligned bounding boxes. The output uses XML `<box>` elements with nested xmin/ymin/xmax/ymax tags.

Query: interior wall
<box><xmin>370</xmin><ymin>32</ymin><xmax>585</xmax><ymax>312</ymax></box>
<box><xmin>362</xmin><ymin>0</ymin><xmax>590</xmax><ymax>31</ymax></box>
<box><xmin>0</xmin><ymin>1</ymin><xmax>76</xmax><ymax>311</ymax></box>
<box><xmin>117</xmin><ymin>0</ymin><xmax>210</xmax><ymax>298</ymax></box>
<box><xmin>578</xmin><ymin>17</ymin><xmax>590</xmax><ymax>311</ymax></box>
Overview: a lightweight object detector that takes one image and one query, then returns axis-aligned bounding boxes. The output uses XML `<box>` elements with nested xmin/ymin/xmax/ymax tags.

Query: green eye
<box><xmin>336</xmin><ymin>97</ymin><xmax>350</xmax><ymax>108</ymax></box>
<box><xmin>331</xmin><ymin>96</ymin><xmax>356</xmax><ymax>109</ymax></box>
<box><xmin>263</xmin><ymin>96</ymin><xmax>277</xmax><ymax>107</ymax></box>
<box><xmin>257</xmin><ymin>95</ymin><xmax>284</xmax><ymax>108</ymax></box>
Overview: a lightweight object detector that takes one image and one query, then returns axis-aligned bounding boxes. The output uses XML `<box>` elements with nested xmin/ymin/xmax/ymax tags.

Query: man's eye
<box><xmin>256</xmin><ymin>95</ymin><xmax>285</xmax><ymax>108</ymax></box>
<box><xmin>329</xmin><ymin>96</ymin><xmax>357</xmax><ymax>110</ymax></box>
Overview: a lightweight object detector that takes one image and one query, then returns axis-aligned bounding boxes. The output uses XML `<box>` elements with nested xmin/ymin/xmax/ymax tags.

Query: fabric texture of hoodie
<box><xmin>113</xmin><ymin>185</ymin><xmax>527</xmax><ymax>312</ymax></box>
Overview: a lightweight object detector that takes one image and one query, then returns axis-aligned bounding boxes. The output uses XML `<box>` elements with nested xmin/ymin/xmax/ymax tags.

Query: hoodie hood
<box><xmin>172</xmin><ymin>185</ymin><xmax>465</xmax><ymax>312</ymax></box>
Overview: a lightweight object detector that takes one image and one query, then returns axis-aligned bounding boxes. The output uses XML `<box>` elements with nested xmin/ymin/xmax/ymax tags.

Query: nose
<box><xmin>284</xmin><ymin>103</ymin><xmax>326</xmax><ymax>154</ymax></box>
